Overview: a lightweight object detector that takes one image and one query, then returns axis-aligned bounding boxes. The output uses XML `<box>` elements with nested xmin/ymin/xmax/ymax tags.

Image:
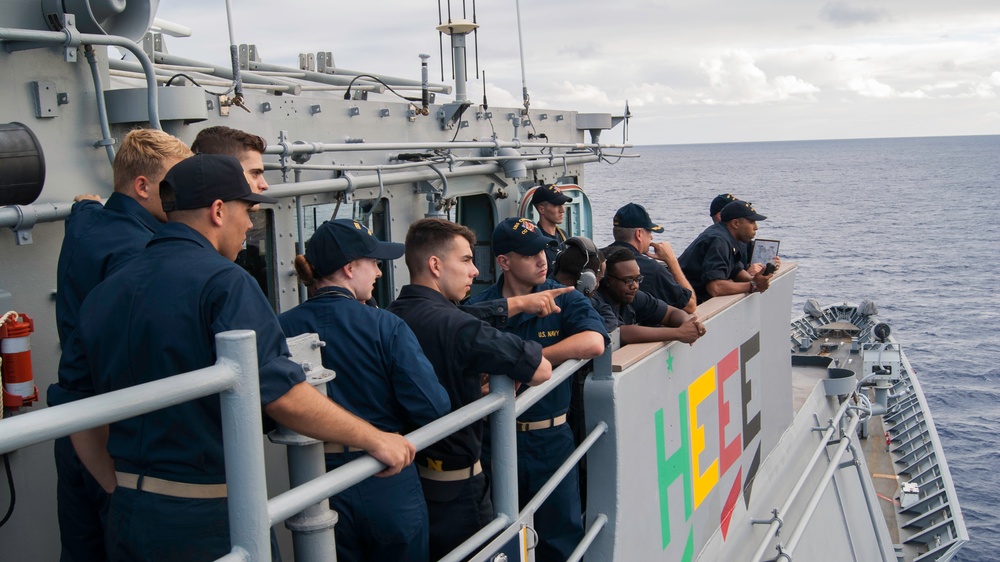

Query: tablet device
<box><xmin>750</xmin><ymin>239</ymin><xmax>780</xmax><ymax>265</ymax></box>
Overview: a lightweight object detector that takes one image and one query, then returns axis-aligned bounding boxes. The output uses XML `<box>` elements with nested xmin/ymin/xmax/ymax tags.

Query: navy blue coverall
<box><xmin>469</xmin><ymin>277</ymin><xmax>609</xmax><ymax>562</ymax></box>
<box><xmin>50</xmin><ymin>193</ymin><xmax>160</xmax><ymax>562</ymax></box>
<box><xmin>678</xmin><ymin>222</ymin><xmax>745</xmax><ymax>303</ymax></box>
<box><xmin>50</xmin><ymin>223</ymin><xmax>304</xmax><ymax>562</ymax></box>
<box><xmin>279</xmin><ymin>286</ymin><xmax>450</xmax><ymax>562</ymax></box>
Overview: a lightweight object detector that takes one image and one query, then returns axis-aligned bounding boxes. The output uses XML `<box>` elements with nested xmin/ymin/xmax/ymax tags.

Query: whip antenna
<box><xmin>514</xmin><ymin>0</ymin><xmax>530</xmax><ymax>115</ymax></box>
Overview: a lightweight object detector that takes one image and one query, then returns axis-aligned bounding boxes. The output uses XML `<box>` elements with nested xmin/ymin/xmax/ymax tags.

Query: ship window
<box><xmin>297</xmin><ymin>198</ymin><xmax>394</xmax><ymax>306</ymax></box>
<box><xmin>236</xmin><ymin>207</ymin><xmax>278</xmax><ymax>311</ymax></box>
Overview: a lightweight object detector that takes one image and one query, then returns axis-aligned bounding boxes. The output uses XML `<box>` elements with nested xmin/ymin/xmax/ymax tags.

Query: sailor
<box><xmin>594</xmin><ymin>246</ymin><xmax>706</xmax><ymax>345</ymax></box>
<box><xmin>709</xmin><ymin>192</ymin><xmax>767</xmax><ymax>275</ymax></box>
<box><xmin>607</xmin><ymin>202</ymin><xmax>697</xmax><ymax>313</ymax></box>
<box><xmin>469</xmin><ymin>217</ymin><xmax>609</xmax><ymax>562</ymax></box>
<box><xmin>278</xmin><ymin>219</ymin><xmax>449</xmax><ymax>562</ymax></box>
<box><xmin>190</xmin><ymin>126</ymin><xmax>272</xmax><ymax>293</ymax></box>
<box><xmin>531</xmin><ymin>184</ymin><xmax>573</xmax><ymax>274</ymax></box>
<box><xmin>50</xmin><ymin>154</ymin><xmax>415</xmax><ymax>562</ymax></box>
<box><xmin>386</xmin><ymin>218</ymin><xmax>553</xmax><ymax>561</ymax></box>
<box><xmin>190</xmin><ymin>125</ymin><xmax>270</xmax><ymax>193</ymax></box>
<box><xmin>709</xmin><ymin>193</ymin><xmax>736</xmax><ymax>224</ymax></box>
<box><xmin>49</xmin><ymin>129</ymin><xmax>193</xmax><ymax>562</ymax></box>
<box><xmin>679</xmin><ymin>199</ymin><xmax>779</xmax><ymax>302</ymax></box>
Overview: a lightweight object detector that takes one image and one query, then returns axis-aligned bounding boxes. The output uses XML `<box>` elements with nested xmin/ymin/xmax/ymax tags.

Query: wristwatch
<box><xmin>749</xmin><ymin>279</ymin><xmax>758</xmax><ymax>293</ymax></box>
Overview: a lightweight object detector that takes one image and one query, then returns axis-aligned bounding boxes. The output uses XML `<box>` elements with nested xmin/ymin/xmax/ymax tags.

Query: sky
<box><xmin>152</xmin><ymin>1</ymin><xmax>1000</xmax><ymax>145</ymax></box>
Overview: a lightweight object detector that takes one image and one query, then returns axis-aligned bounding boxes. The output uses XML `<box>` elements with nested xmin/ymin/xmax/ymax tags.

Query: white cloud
<box><xmin>150</xmin><ymin>1</ymin><xmax>1000</xmax><ymax>143</ymax></box>
<box><xmin>696</xmin><ymin>50</ymin><xmax>819</xmax><ymax>105</ymax></box>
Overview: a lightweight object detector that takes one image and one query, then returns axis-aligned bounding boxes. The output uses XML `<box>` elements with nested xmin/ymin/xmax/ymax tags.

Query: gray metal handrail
<box><xmin>267</xmin><ymin>349</ymin><xmax>601</xmax><ymax>562</ymax></box>
<box><xmin>0</xmin><ymin>330</ymin><xmax>270</xmax><ymax>562</ymax></box>
<box><xmin>0</xmin><ymin>330</ymin><xmax>606</xmax><ymax>562</ymax></box>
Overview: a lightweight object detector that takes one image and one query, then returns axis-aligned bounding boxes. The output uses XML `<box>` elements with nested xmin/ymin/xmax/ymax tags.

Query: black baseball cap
<box><xmin>160</xmin><ymin>153</ymin><xmax>276</xmax><ymax>213</ymax></box>
<box><xmin>613</xmin><ymin>203</ymin><xmax>664</xmax><ymax>233</ymax></box>
<box><xmin>306</xmin><ymin>219</ymin><xmax>405</xmax><ymax>277</ymax></box>
<box><xmin>710</xmin><ymin>193</ymin><xmax>736</xmax><ymax>216</ymax></box>
<box><xmin>492</xmin><ymin>217</ymin><xmax>556</xmax><ymax>256</ymax></box>
<box><xmin>720</xmin><ymin>200</ymin><xmax>767</xmax><ymax>222</ymax></box>
<box><xmin>530</xmin><ymin>184</ymin><xmax>572</xmax><ymax>206</ymax></box>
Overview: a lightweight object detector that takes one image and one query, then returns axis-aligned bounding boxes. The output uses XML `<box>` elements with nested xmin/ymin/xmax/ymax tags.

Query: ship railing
<box><xmin>0</xmin><ymin>330</ymin><xmax>273</xmax><ymax>561</ymax></box>
<box><xmin>748</xmin><ymin>398</ymin><xmax>892</xmax><ymax>562</ymax></box>
<box><xmin>270</xmin><ymin>352</ymin><xmax>610</xmax><ymax>562</ymax></box>
<box><xmin>0</xmin><ymin>328</ymin><xmax>609</xmax><ymax>561</ymax></box>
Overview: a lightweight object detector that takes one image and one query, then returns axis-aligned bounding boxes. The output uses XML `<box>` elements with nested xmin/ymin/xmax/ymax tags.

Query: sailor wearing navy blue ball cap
<box><xmin>679</xmin><ymin>199</ymin><xmax>779</xmax><ymax>303</ymax></box>
<box><xmin>54</xmin><ymin>154</ymin><xmax>415</xmax><ymax>562</ymax></box>
<box><xmin>530</xmin><ymin>184</ymin><xmax>573</xmax><ymax>275</ymax></box>
<box><xmin>470</xmin><ymin>216</ymin><xmax>609</xmax><ymax>562</ymax></box>
<box><xmin>608</xmin><ymin>202</ymin><xmax>698</xmax><ymax>313</ymax></box>
<box><xmin>280</xmin><ymin>219</ymin><xmax>450</xmax><ymax>562</ymax></box>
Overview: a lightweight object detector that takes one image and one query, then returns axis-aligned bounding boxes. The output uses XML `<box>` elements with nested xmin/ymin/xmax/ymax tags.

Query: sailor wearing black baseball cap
<box><xmin>679</xmin><ymin>199</ymin><xmax>778</xmax><ymax>302</ymax></box>
<box><xmin>59</xmin><ymin>153</ymin><xmax>415</xmax><ymax>562</ymax></box>
<box><xmin>159</xmin><ymin>153</ymin><xmax>277</xmax><ymax>262</ymax></box>
<box><xmin>709</xmin><ymin>193</ymin><xmax>736</xmax><ymax>223</ymax></box>
<box><xmin>280</xmin><ymin>219</ymin><xmax>447</xmax><ymax>562</ymax></box>
<box><xmin>608</xmin><ymin>202</ymin><xmax>697</xmax><ymax>313</ymax></box>
<box><xmin>530</xmin><ymin>185</ymin><xmax>573</xmax><ymax>274</ymax></box>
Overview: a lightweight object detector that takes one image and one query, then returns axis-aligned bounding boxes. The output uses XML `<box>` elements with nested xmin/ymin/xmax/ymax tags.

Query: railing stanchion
<box><xmin>488</xmin><ymin>374</ymin><xmax>519</xmax><ymax>523</ymax></box>
<box><xmin>217</xmin><ymin>330</ymin><xmax>270</xmax><ymax>562</ymax></box>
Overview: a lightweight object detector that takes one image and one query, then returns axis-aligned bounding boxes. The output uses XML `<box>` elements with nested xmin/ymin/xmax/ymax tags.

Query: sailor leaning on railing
<box><xmin>49</xmin><ymin>154</ymin><xmax>415</xmax><ymax>562</ymax></box>
<box><xmin>277</xmin><ymin>218</ymin><xmax>450</xmax><ymax>562</ymax></box>
<box><xmin>467</xmin><ymin>217</ymin><xmax>609</xmax><ymax>561</ymax></box>
<box><xmin>387</xmin><ymin>218</ymin><xmax>556</xmax><ymax>561</ymax></box>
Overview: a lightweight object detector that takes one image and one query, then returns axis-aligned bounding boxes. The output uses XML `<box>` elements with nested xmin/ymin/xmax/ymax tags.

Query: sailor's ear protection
<box><xmin>563</xmin><ymin>236</ymin><xmax>600</xmax><ymax>297</ymax></box>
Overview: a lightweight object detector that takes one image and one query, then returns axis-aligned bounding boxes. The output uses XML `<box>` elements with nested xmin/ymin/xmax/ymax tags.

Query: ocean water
<box><xmin>584</xmin><ymin>135</ymin><xmax>1000</xmax><ymax>561</ymax></box>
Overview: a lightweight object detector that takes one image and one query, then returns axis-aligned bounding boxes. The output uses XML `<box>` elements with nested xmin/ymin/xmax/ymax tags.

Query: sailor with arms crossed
<box><xmin>387</xmin><ymin>218</ymin><xmax>553</xmax><ymax>560</ymax></box>
<box><xmin>531</xmin><ymin>184</ymin><xmax>573</xmax><ymax>274</ymax></box>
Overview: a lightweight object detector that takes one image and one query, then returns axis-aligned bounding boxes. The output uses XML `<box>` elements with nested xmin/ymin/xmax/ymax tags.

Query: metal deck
<box><xmin>790</xmin><ymin>303</ymin><xmax>968</xmax><ymax>562</ymax></box>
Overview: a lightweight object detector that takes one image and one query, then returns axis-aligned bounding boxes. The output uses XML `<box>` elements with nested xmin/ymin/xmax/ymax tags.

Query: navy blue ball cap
<box><xmin>720</xmin><ymin>200</ymin><xmax>767</xmax><ymax>222</ymax></box>
<box><xmin>306</xmin><ymin>219</ymin><xmax>405</xmax><ymax>277</ymax></box>
<box><xmin>710</xmin><ymin>193</ymin><xmax>736</xmax><ymax>216</ymax></box>
<box><xmin>613</xmin><ymin>202</ymin><xmax>664</xmax><ymax>233</ymax></box>
<box><xmin>160</xmin><ymin>153</ymin><xmax>277</xmax><ymax>213</ymax></box>
<box><xmin>492</xmin><ymin>217</ymin><xmax>557</xmax><ymax>256</ymax></box>
<box><xmin>530</xmin><ymin>184</ymin><xmax>572</xmax><ymax>206</ymax></box>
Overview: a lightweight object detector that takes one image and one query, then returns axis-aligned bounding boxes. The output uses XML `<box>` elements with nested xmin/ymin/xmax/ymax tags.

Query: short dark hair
<box><xmin>405</xmin><ymin>218</ymin><xmax>477</xmax><ymax>274</ymax></box>
<box><xmin>601</xmin><ymin>246</ymin><xmax>636</xmax><ymax>286</ymax></box>
<box><xmin>191</xmin><ymin>126</ymin><xmax>266</xmax><ymax>158</ymax></box>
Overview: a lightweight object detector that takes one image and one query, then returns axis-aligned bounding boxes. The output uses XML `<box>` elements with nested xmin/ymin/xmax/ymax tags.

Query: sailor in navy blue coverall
<box><xmin>469</xmin><ymin>218</ymin><xmax>608</xmax><ymax>562</ymax></box>
<box><xmin>531</xmin><ymin>184</ymin><xmax>572</xmax><ymax>275</ymax></box>
<box><xmin>49</xmin><ymin>129</ymin><xmax>192</xmax><ymax>562</ymax></box>
<box><xmin>387</xmin><ymin>217</ymin><xmax>553</xmax><ymax>561</ymax></box>
<box><xmin>278</xmin><ymin>219</ymin><xmax>450</xmax><ymax>562</ymax></box>
<box><xmin>50</xmin><ymin>155</ymin><xmax>415</xmax><ymax>562</ymax></box>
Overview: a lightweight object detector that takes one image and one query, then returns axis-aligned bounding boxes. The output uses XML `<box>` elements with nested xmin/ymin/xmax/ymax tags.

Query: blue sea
<box><xmin>584</xmin><ymin>135</ymin><xmax>999</xmax><ymax>561</ymax></box>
